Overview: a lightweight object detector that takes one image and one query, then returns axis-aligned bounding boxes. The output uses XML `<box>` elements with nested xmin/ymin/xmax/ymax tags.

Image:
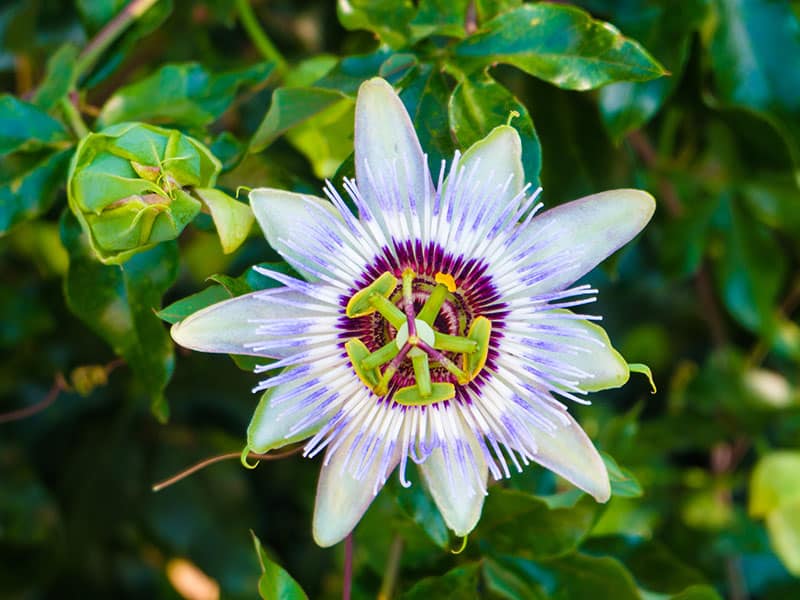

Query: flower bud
<box><xmin>67</xmin><ymin>122</ymin><xmax>221</xmax><ymax>264</ymax></box>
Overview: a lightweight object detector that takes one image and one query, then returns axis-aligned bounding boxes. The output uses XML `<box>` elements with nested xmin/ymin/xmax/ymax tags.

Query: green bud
<box><xmin>67</xmin><ymin>122</ymin><xmax>220</xmax><ymax>264</ymax></box>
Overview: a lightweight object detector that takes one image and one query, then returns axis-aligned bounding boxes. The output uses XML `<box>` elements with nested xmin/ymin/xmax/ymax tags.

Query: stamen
<box><xmin>434</xmin><ymin>332</ymin><xmax>478</xmax><ymax>354</ymax></box>
<box><xmin>410</xmin><ymin>352</ymin><xmax>432</xmax><ymax>397</ymax></box>
<box><xmin>344</xmin><ymin>266</ymin><xmax>493</xmax><ymax>402</ymax></box>
<box><xmin>360</xmin><ymin>340</ymin><xmax>400</xmax><ymax>370</ymax></box>
<box><xmin>417</xmin><ymin>283</ymin><xmax>449</xmax><ymax>324</ymax></box>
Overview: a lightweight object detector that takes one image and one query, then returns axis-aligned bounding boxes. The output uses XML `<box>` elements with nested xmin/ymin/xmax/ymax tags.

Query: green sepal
<box><xmin>628</xmin><ymin>363</ymin><xmax>657</xmax><ymax>393</ymax></box>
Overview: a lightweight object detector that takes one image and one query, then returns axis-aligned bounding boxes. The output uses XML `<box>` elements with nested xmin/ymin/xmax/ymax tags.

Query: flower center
<box><xmin>344</xmin><ymin>268</ymin><xmax>491</xmax><ymax>406</ymax></box>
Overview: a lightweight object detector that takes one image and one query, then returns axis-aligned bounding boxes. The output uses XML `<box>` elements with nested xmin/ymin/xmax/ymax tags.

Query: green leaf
<box><xmin>193</xmin><ymin>188</ymin><xmax>254</xmax><ymax>254</ymax></box>
<box><xmin>750</xmin><ymin>451</ymin><xmax>800</xmax><ymax>517</ymax></box>
<box><xmin>706</xmin><ymin>0</ymin><xmax>800</xmax><ymax>175</ymax></box>
<box><xmin>487</xmin><ymin>553</ymin><xmax>641</xmax><ymax>600</ymax></box>
<box><xmin>336</xmin><ymin>0</ymin><xmax>415</xmax><ymax>49</ymax></box>
<box><xmin>584</xmin><ymin>536</ymin><xmax>716</xmax><ymax>596</ymax></box>
<box><xmin>0</xmin><ymin>148</ymin><xmax>73</xmax><ymax>234</ymax></box>
<box><xmin>394</xmin><ymin>469</ymin><xmax>450</xmax><ymax>549</ymax></box>
<box><xmin>97</xmin><ymin>62</ymin><xmax>274</xmax><ymax>128</ymax></box>
<box><xmin>410</xmin><ymin>0</ymin><xmax>470</xmax><ymax>40</ymax></box>
<box><xmin>453</xmin><ymin>3</ymin><xmax>667</xmax><ymax>90</ymax></box>
<box><xmin>715</xmin><ymin>197</ymin><xmax>787</xmax><ymax>334</ymax></box>
<box><xmin>209</xmin><ymin>261</ymin><xmax>296</xmax><ymax>297</ymax></box>
<box><xmin>475</xmin><ymin>0</ymin><xmax>522</xmax><ymax>25</ymax></box>
<box><xmin>449</xmin><ymin>70</ymin><xmax>542</xmax><ymax>188</ymax></box>
<box><xmin>601</xmin><ymin>452</ymin><xmax>644</xmax><ymax>499</ymax></box>
<box><xmin>61</xmin><ymin>211</ymin><xmax>178</xmax><ymax>420</ymax></box>
<box><xmin>32</xmin><ymin>43</ymin><xmax>79</xmax><ymax>112</ymax></box>
<box><xmin>156</xmin><ymin>285</ymin><xmax>231</xmax><ymax>325</ymax></box>
<box><xmin>399</xmin><ymin>64</ymin><xmax>454</xmax><ymax>171</ymax></box>
<box><xmin>741</xmin><ymin>175</ymin><xmax>800</xmax><ymax>239</ymax></box>
<box><xmin>400</xmin><ymin>563</ymin><xmax>481</xmax><ymax>599</ymax></box>
<box><xmin>250</xmin><ymin>87</ymin><xmax>348</xmax><ymax>153</ymax></box>
<box><xmin>284</xmin><ymin>95</ymin><xmax>355</xmax><ymax>178</ymax></box>
<box><xmin>315</xmin><ymin>48</ymin><xmax>399</xmax><ymax>96</ymax></box>
<box><xmin>766</xmin><ymin>500</ymin><xmax>800</xmax><ymax>577</ymax></box>
<box><xmin>483</xmin><ymin>557</ymin><xmax>544</xmax><ymax>600</ymax></box>
<box><xmin>0</xmin><ymin>95</ymin><xmax>70</xmax><ymax>155</ymax></box>
<box><xmin>586</xmin><ymin>0</ymin><xmax>708</xmax><ymax>140</ymax></box>
<box><xmin>475</xmin><ymin>488</ymin><xmax>599</xmax><ymax>557</ymax></box>
<box><xmin>251</xmin><ymin>531</ymin><xmax>308</xmax><ymax>600</ymax></box>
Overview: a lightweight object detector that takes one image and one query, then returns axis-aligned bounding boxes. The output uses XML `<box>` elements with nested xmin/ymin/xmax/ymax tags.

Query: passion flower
<box><xmin>171</xmin><ymin>78</ymin><xmax>655</xmax><ymax>547</ymax></box>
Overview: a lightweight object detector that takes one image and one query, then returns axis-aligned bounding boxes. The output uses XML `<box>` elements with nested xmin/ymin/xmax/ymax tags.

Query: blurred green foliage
<box><xmin>1</xmin><ymin>0</ymin><xmax>799</xmax><ymax>598</ymax></box>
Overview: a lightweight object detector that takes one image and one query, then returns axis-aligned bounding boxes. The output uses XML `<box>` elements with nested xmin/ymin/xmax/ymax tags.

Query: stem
<box><xmin>75</xmin><ymin>0</ymin><xmax>161</xmax><ymax>80</ymax></box>
<box><xmin>234</xmin><ymin>0</ymin><xmax>287</xmax><ymax>72</ymax></box>
<box><xmin>151</xmin><ymin>446</ymin><xmax>303</xmax><ymax>492</ymax></box>
<box><xmin>377</xmin><ymin>535</ymin><xmax>403</xmax><ymax>600</ymax></box>
<box><xmin>343</xmin><ymin>533</ymin><xmax>353</xmax><ymax>600</ymax></box>
<box><xmin>0</xmin><ymin>374</ymin><xmax>67</xmax><ymax>424</ymax></box>
<box><xmin>61</xmin><ymin>92</ymin><xmax>90</xmax><ymax>139</ymax></box>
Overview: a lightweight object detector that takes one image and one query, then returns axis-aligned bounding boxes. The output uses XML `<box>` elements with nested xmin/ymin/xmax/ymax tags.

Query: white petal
<box><xmin>419</xmin><ymin>436</ymin><xmax>488</xmax><ymax>537</ymax></box>
<box><xmin>248</xmin><ymin>188</ymin><xmax>342</xmax><ymax>281</ymax></box>
<box><xmin>527</xmin><ymin>411</ymin><xmax>610</xmax><ymax>502</ymax></box>
<box><xmin>312</xmin><ymin>429</ymin><xmax>400</xmax><ymax>547</ymax></box>
<box><xmin>247</xmin><ymin>380</ymin><xmax>330</xmax><ymax>453</ymax></box>
<box><xmin>523</xmin><ymin>189</ymin><xmax>655</xmax><ymax>293</ymax></box>
<box><xmin>535</xmin><ymin>312</ymin><xmax>629</xmax><ymax>392</ymax></box>
<box><xmin>354</xmin><ymin>78</ymin><xmax>433</xmax><ymax>217</ymax></box>
<box><xmin>170</xmin><ymin>289</ymin><xmax>331</xmax><ymax>359</ymax></box>
<box><xmin>448</xmin><ymin>124</ymin><xmax>525</xmax><ymax>210</ymax></box>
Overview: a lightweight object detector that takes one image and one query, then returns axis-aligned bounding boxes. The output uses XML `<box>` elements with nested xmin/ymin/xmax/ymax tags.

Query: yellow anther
<box><xmin>463</xmin><ymin>316</ymin><xmax>492</xmax><ymax>380</ymax></box>
<box><xmin>345</xmin><ymin>272</ymin><xmax>397</xmax><ymax>318</ymax></box>
<box><xmin>345</xmin><ymin>339</ymin><xmax>380</xmax><ymax>389</ymax></box>
<box><xmin>434</xmin><ymin>272</ymin><xmax>457</xmax><ymax>292</ymax></box>
<box><xmin>393</xmin><ymin>382</ymin><xmax>455</xmax><ymax>406</ymax></box>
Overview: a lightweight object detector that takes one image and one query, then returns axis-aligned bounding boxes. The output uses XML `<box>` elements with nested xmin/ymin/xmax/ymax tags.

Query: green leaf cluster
<box><xmin>1</xmin><ymin>0</ymin><xmax>800</xmax><ymax>598</ymax></box>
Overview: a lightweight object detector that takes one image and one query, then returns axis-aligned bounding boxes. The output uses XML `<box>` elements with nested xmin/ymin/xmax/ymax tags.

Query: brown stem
<box><xmin>151</xmin><ymin>445</ymin><xmax>304</xmax><ymax>492</ymax></box>
<box><xmin>75</xmin><ymin>0</ymin><xmax>160</xmax><ymax>80</ymax></box>
<box><xmin>343</xmin><ymin>533</ymin><xmax>353</xmax><ymax>600</ymax></box>
<box><xmin>0</xmin><ymin>373</ymin><xmax>67</xmax><ymax>424</ymax></box>
<box><xmin>626</xmin><ymin>130</ymin><xmax>684</xmax><ymax>218</ymax></box>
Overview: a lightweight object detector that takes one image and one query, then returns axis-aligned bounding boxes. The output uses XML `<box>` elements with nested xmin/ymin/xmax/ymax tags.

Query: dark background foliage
<box><xmin>1</xmin><ymin>1</ymin><xmax>799</xmax><ymax>598</ymax></box>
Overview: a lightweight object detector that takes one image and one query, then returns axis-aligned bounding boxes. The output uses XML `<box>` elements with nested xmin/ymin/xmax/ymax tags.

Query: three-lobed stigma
<box><xmin>345</xmin><ymin>269</ymin><xmax>491</xmax><ymax>406</ymax></box>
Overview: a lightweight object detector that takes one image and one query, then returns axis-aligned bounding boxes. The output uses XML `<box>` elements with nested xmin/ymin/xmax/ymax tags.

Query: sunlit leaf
<box><xmin>454</xmin><ymin>3</ymin><xmax>666</xmax><ymax>90</ymax></box>
<box><xmin>336</xmin><ymin>0</ymin><xmax>415</xmax><ymax>49</ymax></box>
<box><xmin>97</xmin><ymin>62</ymin><xmax>274</xmax><ymax>128</ymax></box>
<box><xmin>250</xmin><ymin>87</ymin><xmax>348</xmax><ymax>153</ymax></box>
